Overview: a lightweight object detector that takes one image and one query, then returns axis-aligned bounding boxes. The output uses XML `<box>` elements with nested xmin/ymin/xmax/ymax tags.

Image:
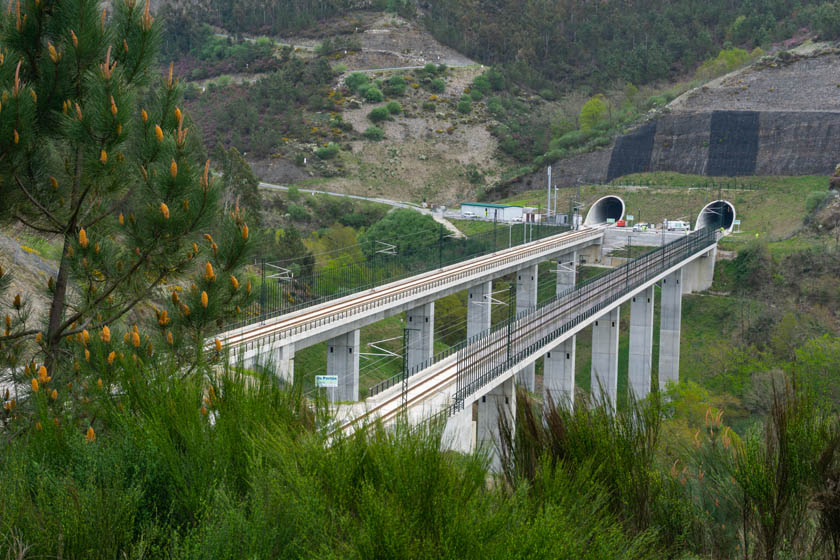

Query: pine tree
<box><xmin>0</xmin><ymin>0</ymin><xmax>252</xmax><ymax>374</ymax></box>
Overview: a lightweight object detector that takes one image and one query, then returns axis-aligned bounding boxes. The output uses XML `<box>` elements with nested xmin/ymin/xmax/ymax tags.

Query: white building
<box><xmin>460</xmin><ymin>202</ymin><xmax>525</xmax><ymax>221</ymax></box>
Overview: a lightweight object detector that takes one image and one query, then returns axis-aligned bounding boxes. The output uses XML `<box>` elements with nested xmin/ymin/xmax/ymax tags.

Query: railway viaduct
<box><xmin>219</xmin><ymin>197</ymin><xmax>736</xmax><ymax>465</ymax></box>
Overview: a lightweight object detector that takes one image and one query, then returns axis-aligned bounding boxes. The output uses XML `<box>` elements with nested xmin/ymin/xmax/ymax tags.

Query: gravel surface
<box><xmin>672</xmin><ymin>49</ymin><xmax>840</xmax><ymax>113</ymax></box>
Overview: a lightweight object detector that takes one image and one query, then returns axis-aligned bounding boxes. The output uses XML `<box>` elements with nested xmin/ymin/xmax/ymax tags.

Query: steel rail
<box><xmin>218</xmin><ymin>226</ymin><xmax>604</xmax><ymax>353</ymax></box>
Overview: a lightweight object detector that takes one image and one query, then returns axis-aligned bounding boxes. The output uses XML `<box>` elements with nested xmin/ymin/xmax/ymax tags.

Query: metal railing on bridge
<box><xmin>451</xmin><ymin>226</ymin><xmax>717</xmax><ymax>412</ymax></box>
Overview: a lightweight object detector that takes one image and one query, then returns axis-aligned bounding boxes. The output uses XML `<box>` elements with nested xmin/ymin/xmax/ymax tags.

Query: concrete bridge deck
<box><xmin>220</xmin><ymin>225</ymin><xmax>606</xmax><ymax>363</ymax></box>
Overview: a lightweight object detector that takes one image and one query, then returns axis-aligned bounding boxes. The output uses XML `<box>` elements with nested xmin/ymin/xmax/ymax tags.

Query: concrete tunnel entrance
<box><xmin>695</xmin><ymin>200</ymin><xmax>736</xmax><ymax>232</ymax></box>
<box><xmin>584</xmin><ymin>195</ymin><xmax>626</xmax><ymax>226</ymax></box>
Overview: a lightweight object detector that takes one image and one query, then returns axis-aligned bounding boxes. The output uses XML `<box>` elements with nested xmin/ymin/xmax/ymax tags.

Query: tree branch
<box><xmin>14</xmin><ymin>213</ymin><xmax>62</xmax><ymax>235</ymax></box>
<box><xmin>13</xmin><ymin>176</ymin><xmax>65</xmax><ymax>231</ymax></box>
<box><xmin>0</xmin><ymin>328</ymin><xmax>40</xmax><ymax>342</ymax></box>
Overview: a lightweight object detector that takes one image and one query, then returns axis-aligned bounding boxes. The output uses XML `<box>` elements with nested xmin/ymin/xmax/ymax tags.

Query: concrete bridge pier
<box><xmin>467</xmin><ymin>281</ymin><xmax>493</xmax><ymax>338</ymax></box>
<box><xmin>544</xmin><ymin>251</ymin><xmax>577</xmax><ymax>408</ymax></box>
<box><xmin>682</xmin><ymin>246</ymin><xmax>717</xmax><ymax>294</ymax></box>
<box><xmin>273</xmin><ymin>343</ymin><xmax>295</xmax><ymax>384</ymax></box>
<box><xmin>515</xmin><ymin>265</ymin><xmax>538</xmax><ymax>391</ymax></box>
<box><xmin>628</xmin><ymin>287</ymin><xmax>654</xmax><ymax>400</ymax></box>
<box><xmin>591</xmin><ymin>307</ymin><xmax>620</xmax><ymax>412</ymax></box>
<box><xmin>327</xmin><ymin>330</ymin><xmax>360</xmax><ymax>402</ymax></box>
<box><xmin>659</xmin><ymin>269</ymin><xmax>682</xmax><ymax>391</ymax></box>
<box><xmin>477</xmin><ymin>377</ymin><xmax>515</xmax><ymax>473</ymax></box>
<box><xmin>406</xmin><ymin>303</ymin><xmax>435</xmax><ymax>370</ymax></box>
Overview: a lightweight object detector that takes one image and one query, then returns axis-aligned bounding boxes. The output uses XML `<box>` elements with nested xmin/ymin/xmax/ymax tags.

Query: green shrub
<box><xmin>472</xmin><ymin>74</ymin><xmax>491</xmax><ymax>95</ymax></box>
<box><xmin>429</xmin><ymin>78</ymin><xmax>445</xmax><ymax>93</ymax></box>
<box><xmin>315</xmin><ymin>143</ymin><xmax>340</xmax><ymax>160</ymax></box>
<box><xmin>345</xmin><ymin>72</ymin><xmax>370</xmax><ymax>92</ymax></box>
<box><xmin>552</xmin><ymin>129</ymin><xmax>595</xmax><ymax>150</ymax></box>
<box><xmin>364</xmin><ymin>87</ymin><xmax>384</xmax><ymax>103</ymax></box>
<box><xmin>362</xmin><ymin>126</ymin><xmax>385</xmax><ymax>141</ymax></box>
<box><xmin>383</xmin><ymin>75</ymin><xmax>406</xmax><ymax>96</ymax></box>
<box><xmin>806</xmin><ymin>190</ymin><xmax>831</xmax><ymax>213</ymax></box>
<box><xmin>422</xmin><ymin>101</ymin><xmax>436</xmax><ymax>111</ymax></box>
<box><xmin>288</xmin><ymin>203</ymin><xmax>310</xmax><ymax>221</ymax></box>
<box><xmin>457</xmin><ymin>99</ymin><xmax>472</xmax><ymax>114</ymax></box>
<box><xmin>368</xmin><ymin>107</ymin><xmax>389</xmax><ymax>122</ymax></box>
<box><xmin>386</xmin><ymin>101</ymin><xmax>402</xmax><ymax>115</ymax></box>
<box><xmin>469</xmin><ymin>89</ymin><xmax>484</xmax><ymax>101</ymax></box>
<box><xmin>424</xmin><ymin>62</ymin><xmax>438</xmax><ymax>75</ymax></box>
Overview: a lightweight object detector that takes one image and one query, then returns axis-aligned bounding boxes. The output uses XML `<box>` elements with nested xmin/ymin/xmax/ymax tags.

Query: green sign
<box><xmin>315</xmin><ymin>375</ymin><xmax>338</xmax><ymax>388</ymax></box>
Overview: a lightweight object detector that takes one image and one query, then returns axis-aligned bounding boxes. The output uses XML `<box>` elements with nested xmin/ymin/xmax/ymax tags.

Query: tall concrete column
<box><xmin>406</xmin><ymin>302</ymin><xmax>434</xmax><ymax>371</ymax></box>
<box><xmin>515</xmin><ymin>264</ymin><xmax>538</xmax><ymax>390</ymax></box>
<box><xmin>659</xmin><ymin>269</ymin><xmax>683</xmax><ymax>391</ymax></box>
<box><xmin>591</xmin><ymin>307</ymin><xmax>620</xmax><ymax>412</ymax></box>
<box><xmin>628</xmin><ymin>287</ymin><xmax>654</xmax><ymax>400</ymax></box>
<box><xmin>477</xmin><ymin>377</ymin><xmax>515</xmax><ymax>473</ymax></box>
<box><xmin>467</xmin><ymin>281</ymin><xmax>492</xmax><ymax>339</ymax></box>
<box><xmin>544</xmin><ymin>251</ymin><xmax>577</xmax><ymax>407</ymax></box>
<box><xmin>274</xmin><ymin>343</ymin><xmax>295</xmax><ymax>384</ymax></box>
<box><xmin>327</xmin><ymin>330</ymin><xmax>360</xmax><ymax>402</ymax></box>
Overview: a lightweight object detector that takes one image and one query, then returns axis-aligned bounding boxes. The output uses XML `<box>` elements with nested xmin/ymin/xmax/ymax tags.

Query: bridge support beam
<box><xmin>441</xmin><ymin>406</ymin><xmax>475</xmax><ymax>454</ymax></box>
<box><xmin>682</xmin><ymin>246</ymin><xmax>717</xmax><ymax>294</ymax></box>
<box><xmin>591</xmin><ymin>307</ymin><xmax>620</xmax><ymax>412</ymax></box>
<box><xmin>477</xmin><ymin>377</ymin><xmax>515</xmax><ymax>473</ymax></box>
<box><xmin>467</xmin><ymin>281</ymin><xmax>493</xmax><ymax>339</ymax></box>
<box><xmin>327</xmin><ymin>330</ymin><xmax>360</xmax><ymax>402</ymax></box>
<box><xmin>659</xmin><ymin>269</ymin><xmax>682</xmax><ymax>391</ymax></box>
<box><xmin>406</xmin><ymin>302</ymin><xmax>435</xmax><ymax>371</ymax></box>
<box><xmin>273</xmin><ymin>343</ymin><xmax>295</xmax><ymax>384</ymax></box>
<box><xmin>628</xmin><ymin>287</ymin><xmax>654</xmax><ymax>400</ymax></box>
<box><xmin>515</xmin><ymin>264</ymin><xmax>538</xmax><ymax>391</ymax></box>
<box><xmin>544</xmin><ymin>251</ymin><xmax>577</xmax><ymax>408</ymax></box>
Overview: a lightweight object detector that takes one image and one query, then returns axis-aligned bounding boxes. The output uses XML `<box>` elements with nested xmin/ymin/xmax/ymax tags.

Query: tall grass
<box><xmin>0</xmin><ymin>357</ymin><xmax>659</xmax><ymax>559</ymax></box>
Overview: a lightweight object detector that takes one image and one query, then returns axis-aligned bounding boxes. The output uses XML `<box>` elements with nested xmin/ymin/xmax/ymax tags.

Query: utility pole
<box><xmin>493</xmin><ymin>208</ymin><xmax>498</xmax><ymax>252</ymax></box>
<box><xmin>546</xmin><ymin>166</ymin><xmax>552</xmax><ymax>221</ymax></box>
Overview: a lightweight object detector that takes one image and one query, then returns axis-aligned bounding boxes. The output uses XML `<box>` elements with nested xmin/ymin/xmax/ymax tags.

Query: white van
<box><xmin>665</xmin><ymin>220</ymin><xmax>690</xmax><ymax>231</ymax></box>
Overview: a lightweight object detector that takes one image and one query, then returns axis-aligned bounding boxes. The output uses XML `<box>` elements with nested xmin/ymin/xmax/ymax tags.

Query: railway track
<box><xmin>219</xmin><ymin>226</ymin><xmax>604</xmax><ymax>353</ymax></box>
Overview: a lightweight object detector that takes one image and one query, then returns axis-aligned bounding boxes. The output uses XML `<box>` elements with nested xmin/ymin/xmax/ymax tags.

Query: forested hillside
<box><xmin>423</xmin><ymin>0</ymin><xmax>834</xmax><ymax>89</ymax></box>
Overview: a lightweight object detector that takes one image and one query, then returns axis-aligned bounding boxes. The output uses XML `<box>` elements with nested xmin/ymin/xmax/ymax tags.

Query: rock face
<box><xmin>608</xmin><ymin>110</ymin><xmax>840</xmax><ymax>180</ymax></box>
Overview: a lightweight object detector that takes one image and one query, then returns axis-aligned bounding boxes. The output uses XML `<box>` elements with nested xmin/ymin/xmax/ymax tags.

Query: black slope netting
<box><xmin>706</xmin><ymin>111</ymin><xmax>759</xmax><ymax>176</ymax></box>
<box><xmin>606</xmin><ymin>122</ymin><xmax>656</xmax><ymax>182</ymax></box>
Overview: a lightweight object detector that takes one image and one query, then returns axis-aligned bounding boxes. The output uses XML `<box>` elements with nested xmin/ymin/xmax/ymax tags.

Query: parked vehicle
<box><xmin>632</xmin><ymin>222</ymin><xmax>650</xmax><ymax>232</ymax></box>
<box><xmin>665</xmin><ymin>220</ymin><xmax>690</xmax><ymax>231</ymax></box>
<box><xmin>616</xmin><ymin>219</ymin><xmax>626</xmax><ymax>227</ymax></box>
<box><xmin>462</xmin><ymin>211</ymin><xmax>476</xmax><ymax>219</ymax></box>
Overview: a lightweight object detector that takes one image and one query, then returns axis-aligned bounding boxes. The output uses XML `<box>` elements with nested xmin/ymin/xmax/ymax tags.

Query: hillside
<box><xmin>499</xmin><ymin>41</ymin><xmax>840</xmax><ymax>199</ymax></box>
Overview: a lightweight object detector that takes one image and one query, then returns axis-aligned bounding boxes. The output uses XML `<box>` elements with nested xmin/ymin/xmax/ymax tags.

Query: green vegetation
<box><xmin>344</xmin><ymin>72</ymin><xmax>371</xmax><ymax>93</ymax></box>
<box><xmin>368</xmin><ymin>106</ymin><xmax>390</xmax><ymax>123</ymax></box>
<box><xmin>386</xmin><ymin>100</ymin><xmax>402</xmax><ymax>115</ymax></box>
<box><xmin>362</xmin><ymin>125</ymin><xmax>385</xmax><ymax>141</ymax></box>
<box><xmin>314</xmin><ymin>143</ymin><xmax>341</xmax><ymax>160</ymax></box>
<box><xmin>424</xmin><ymin>0</ymin><xmax>826</xmax><ymax>90</ymax></box>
